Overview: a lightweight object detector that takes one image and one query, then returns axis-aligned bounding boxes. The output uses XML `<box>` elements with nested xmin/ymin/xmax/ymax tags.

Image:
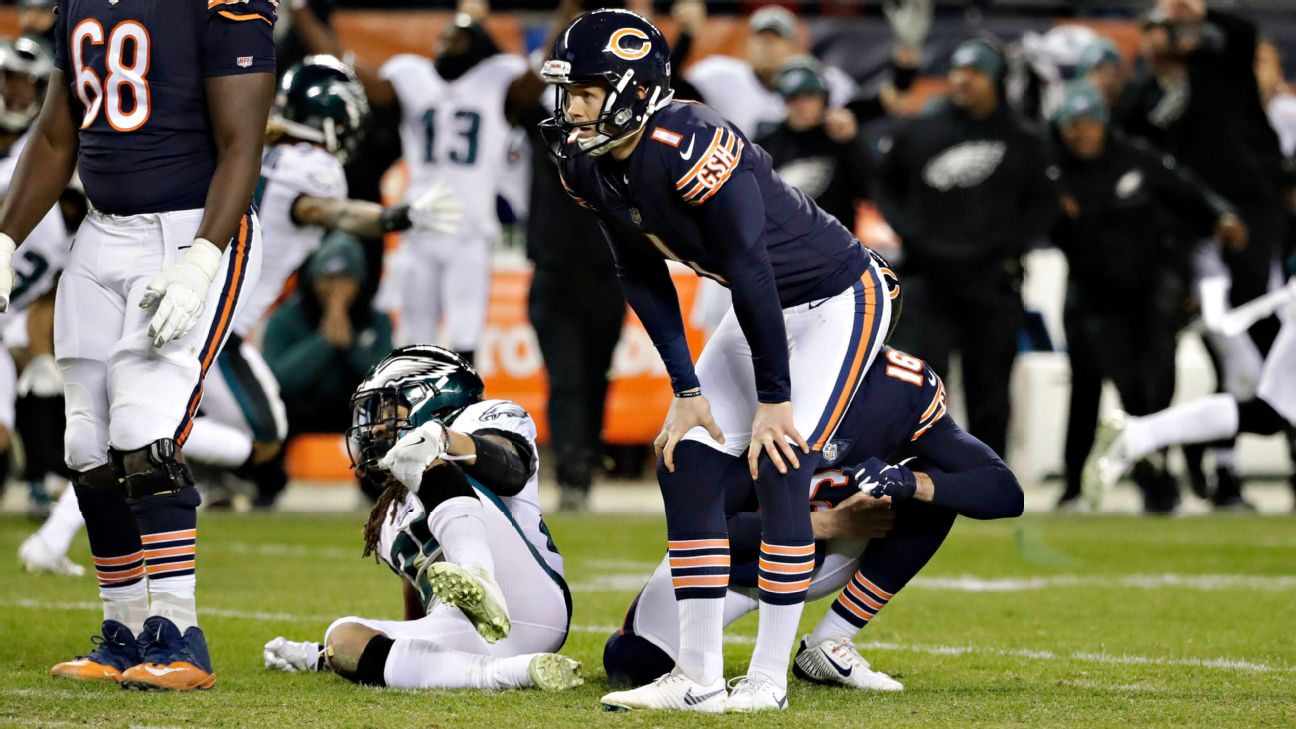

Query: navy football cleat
<box><xmin>119</xmin><ymin>616</ymin><xmax>216</xmax><ymax>691</ymax></box>
<box><xmin>50</xmin><ymin>620</ymin><xmax>142</xmax><ymax>683</ymax></box>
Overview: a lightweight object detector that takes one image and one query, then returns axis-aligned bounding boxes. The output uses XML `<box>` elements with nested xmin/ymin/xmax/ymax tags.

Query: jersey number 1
<box><xmin>72</xmin><ymin>20</ymin><xmax>151</xmax><ymax>132</ymax></box>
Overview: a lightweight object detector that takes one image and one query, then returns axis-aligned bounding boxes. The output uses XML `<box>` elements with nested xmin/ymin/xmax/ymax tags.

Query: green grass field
<box><xmin>1</xmin><ymin>510</ymin><xmax>1295</xmax><ymax>728</ymax></box>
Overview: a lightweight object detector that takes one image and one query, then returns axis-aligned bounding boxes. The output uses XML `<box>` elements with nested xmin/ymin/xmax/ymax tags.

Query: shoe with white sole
<box><xmin>1082</xmin><ymin>411</ymin><xmax>1132</xmax><ymax>511</ymax></box>
<box><xmin>725</xmin><ymin>674</ymin><xmax>788</xmax><ymax>712</ymax></box>
<box><xmin>793</xmin><ymin>636</ymin><xmax>903</xmax><ymax>691</ymax></box>
<box><xmin>528</xmin><ymin>653</ymin><xmax>583</xmax><ymax>691</ymax></box>
<box><xmin>19</xmin><ymin>535</ymin><xmax>85</xmax><ymax>576</ymax></box>
<box><xmin>601</xmin><ymin>668</ymin><xmax>727</xmax><ymax>712</ymax></box>
<box><xmin>425</xmin><ymin>561</ymin><xmax>511</xmax><ymax>643</ymax></box>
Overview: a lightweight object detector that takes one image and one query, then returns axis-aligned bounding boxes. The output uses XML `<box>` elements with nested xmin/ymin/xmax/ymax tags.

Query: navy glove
<box><xmin>851</xmin><ymin>457</ymin><xmax>918</xmax><ymax>501</ymax></box>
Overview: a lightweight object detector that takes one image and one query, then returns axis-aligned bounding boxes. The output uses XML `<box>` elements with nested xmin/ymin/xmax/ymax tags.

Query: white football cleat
<box><xmin>1082</xmin><ymin>411</ymin><xmax>1132</xmax><ymax>510</ymax></box>
<box><xmin>601</xmin><ymin>668</ymin><xmax>727</xmax><ymax>713</ymax></box>
<box><xmin>793</xmin><ymin>636</ymin><xmax>903</xmax><ymax>691</ymax></box>
<box><xmin>725</xmin><ymin>674</ymin><xmax>788</xmax><ymax>712</ymax></box>
<box><xmin>425</xmin><ymin>561</ymin><xmax>511</xmax><ymax>643</ymax></box>
<box><xmin>18</xmin><ymin>535</ymin><xmax>85</xmax><ymax>576</ymax></box>
<box><xmin>528</xmin><ymin>653</ymin><xmax>583</xmax><ymax>691</ymax></box>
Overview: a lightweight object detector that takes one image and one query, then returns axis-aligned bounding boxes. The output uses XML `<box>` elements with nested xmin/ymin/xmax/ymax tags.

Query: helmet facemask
<box><xmin>541</xmin><ymin>62</ymin><xmax>673</xmax><ymax>159</ymax></box>
<box><xmin>346</xmin><ymin>387</ymin><xmax>412</xmax><ymax>476</ymax></box>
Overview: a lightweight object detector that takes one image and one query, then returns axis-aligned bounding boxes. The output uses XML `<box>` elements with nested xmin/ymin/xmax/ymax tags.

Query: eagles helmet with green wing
<box><xmin>347</xmin><ymin>345</ymin><xmax>485</xmax><ymax>474</ymax></box>
<box><xmin>0</xmin><ymin>37</ymin><xmax>52</xmax><ymax>133</ymax></box>
<box><xmin>270</xmin><ymin>54</ymin><xmax>369</xmax><ymax>163</ymax></box>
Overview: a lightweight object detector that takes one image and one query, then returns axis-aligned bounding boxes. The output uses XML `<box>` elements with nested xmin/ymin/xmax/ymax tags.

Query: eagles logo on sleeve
<box><xmin>675</xmin><ymin>126</ymin><xmax>744</xmax><ymax>206</ymax></box>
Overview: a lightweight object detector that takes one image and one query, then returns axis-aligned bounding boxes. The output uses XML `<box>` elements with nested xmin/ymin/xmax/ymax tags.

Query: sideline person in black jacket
<box><xmin>757</xmin><ymin>63</ymin><xmax>874</xmax><ymax>233</ymax></box>
<box><xmin>1050</xmin><ymin>82</ymin><xmax>1247</xmax><ymax>512</ymax></box>
<box><xmin>874</xmin><ymin>37</ymin><xmax>1059</xmax><ymax>458</ymax></box>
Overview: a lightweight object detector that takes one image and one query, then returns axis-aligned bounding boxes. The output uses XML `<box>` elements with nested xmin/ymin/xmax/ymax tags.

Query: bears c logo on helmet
<box><xmin>605</xmin><ymin>27</ymin><xmax>651</xmax><ymax>61</ymax></box>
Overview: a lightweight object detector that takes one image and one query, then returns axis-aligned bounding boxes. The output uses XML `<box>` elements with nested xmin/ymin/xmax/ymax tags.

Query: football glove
<box><xmin>0</xmin><ymin>232</ymin><xmax>15</xmax><ymax>313</ymax></box>
<box><xmin>139</xmin><ymin>238</ymin><xmax>223</xmax><ymax>348</ymax></box>
<box><xmin>17</xmin><ymin>353</ymin><xmax>63</xmax><ymax>398</ymax></box>
<box><xmin>409</xmin><ymin>181</ymin><xmax>464</xmax><ymax>233</ymax></box>
<box><xmin>851</xmin><ymin>457</ymin><xmax>918</xmax><ymax>501</ymax></box>
<box><xmin>378</xmin><ymin>420</ymin><xmax>449</xmax><ymax>493</ymax></box>
<box><xmin>263</xmin><ymin>637</ymin><xmax>328</xmax><ymax>673</ymax></box>
<box><xmin>884</xmin><ymin>0</ymin><xmax>933</xmax><ymax>50</ymax></box>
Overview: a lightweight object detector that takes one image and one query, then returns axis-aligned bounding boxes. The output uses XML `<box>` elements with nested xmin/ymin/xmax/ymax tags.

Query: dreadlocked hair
<box><xmin>362</xmin><ymin>475</ymin><xmax>408</xmax><ymax>559</ymax></box>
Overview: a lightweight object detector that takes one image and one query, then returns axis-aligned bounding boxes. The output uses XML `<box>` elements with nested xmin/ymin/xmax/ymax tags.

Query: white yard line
<box><xmin>562</xmin><ymin>625</ymin><xmax>1295</xmax><ymax>675</ymax></box>
<box><xmin>8</xmin><ymin>599</ymin><xmax>1293</xmax><ymax>676</ymax></box>
<box><xmin>911</xmin><ymin>573</ymin><xmax>1296</xmax><ymax>592</ymax></box>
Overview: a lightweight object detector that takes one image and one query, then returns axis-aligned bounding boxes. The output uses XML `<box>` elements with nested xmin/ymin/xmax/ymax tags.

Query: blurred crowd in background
<box><xmin>0</xmin><ymin>0</ymin><xmax>1293</xmax><ymax>516</ymax></box>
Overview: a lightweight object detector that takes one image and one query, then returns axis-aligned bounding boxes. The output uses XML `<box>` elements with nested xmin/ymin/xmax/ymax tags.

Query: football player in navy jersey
<box><xmin>603</xmin><ymin>346</ymin><xmax>1023</xmax><ymax>694</ymax></box>
<box><xmin>542</xmin><ymin>9</ymin><xmax>895</xmax><ymax>712</ymax></box>
<box><xmin>0</xmin><ymin>0</ymin><xmax>277</xmax><ymax>691</ymax></box>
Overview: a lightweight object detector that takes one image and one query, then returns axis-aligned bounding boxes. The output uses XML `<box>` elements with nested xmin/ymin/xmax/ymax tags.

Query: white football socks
<box><xmin>1125</xmin><ymin>394</ymin><xmax>1240</xmax><ymax>461</ymax></box>
<box><xmin>384</xmin><ymin>639</ymin><xmax>537</xmax><ymax>689</ymax></box>
<box><xmin>676</xmin><ymin>598</ymin><xmax>724</xmax><ymax>685</ymax></box>
<box><xmin>426</xmin><ymin>496</ymin><xmax>495</xmax><ymax>577</ymax></box>
<box><xmin>807</xmin><ymin>608</ymin><xmax>860</xmax><ymax>647</ymax></box>
<box><xmin>101</xmin><ymin>582</ymin><xmax>150</xmax><ymax>635</ymax></box>
<box><xmin>36</xmin><ymin>486</ymin><xmax>85</xmax><ymax>557</ymax></box>
<box><xmin>182</xmin><ymin>418</ymin><xmax>254</xmax><ymax>468</ymax></box>
<box><xmin>747</xmin><ymin>601</ymin><xmax>804</xmax><ymax>689</ymax></box>
<box><xmin>150</xmin><ymin>582</ymin><xmax>198</xmax><ymax>633</ymax></box>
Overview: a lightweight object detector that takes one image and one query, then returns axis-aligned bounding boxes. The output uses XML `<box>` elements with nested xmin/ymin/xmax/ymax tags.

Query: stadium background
<box><xmin>0</xmin><ymin>2</ymin><xmax>1290</xmax><ymax>493</ymax></box>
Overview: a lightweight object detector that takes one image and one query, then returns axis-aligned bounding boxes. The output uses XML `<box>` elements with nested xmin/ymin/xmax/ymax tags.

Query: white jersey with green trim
<box><xmin>376</xmin><ymin>399</ymin><xmax>564</xmax><ymax>588</ymax></box>
<box><xmin>379</xmin><ymin>53</ymin><xmax>527</xmax><ymax>239</ymax></box>
<box><xmin>242</xmin><ymin>142</ymin><xmax>348</xmax><ymax>336</ymax></box>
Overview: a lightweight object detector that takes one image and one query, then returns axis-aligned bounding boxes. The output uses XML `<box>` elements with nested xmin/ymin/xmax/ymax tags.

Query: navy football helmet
<box><xmin>540</xmin><ymin>9</ymin><xmax>674</xmax><ymax>158</ymax></box>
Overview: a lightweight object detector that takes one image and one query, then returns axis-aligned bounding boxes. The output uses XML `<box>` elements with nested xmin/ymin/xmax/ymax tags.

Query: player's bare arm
<box><xmin>196</xmin><ymin>72</ymin><xmax>276</xmax><ymax>250</ymax></box>
<box><xmin>291</xmin><ymin>182</ymin><xmax>462</xmax><ymax>239</ymax></box>
<box><xmin>0</xmin><ymin>71</ymin><xmax>77</xmax><ymax>310</ymax></box>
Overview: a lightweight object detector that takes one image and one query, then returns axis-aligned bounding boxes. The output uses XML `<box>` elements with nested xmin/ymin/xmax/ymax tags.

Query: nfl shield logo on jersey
<box><xmin>822</xmin><ymin>439</ymin><xmax>850</xmax><ymax>465</ymax></box>
<box><xmin>237</xmin><ymin>56</ymin><xmax>254</xmax><ymax>68</ymax></box>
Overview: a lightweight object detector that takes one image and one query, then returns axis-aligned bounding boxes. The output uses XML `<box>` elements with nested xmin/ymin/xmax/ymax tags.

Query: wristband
<box><xmin>675</xmin><ymin>389</ymin><xmax>702</xmax><ymax>399</ymax></box>
<box><xmin>379</xmin><ymin>204</ymin><xmax>413</xmax><ymax>233</ymax></box>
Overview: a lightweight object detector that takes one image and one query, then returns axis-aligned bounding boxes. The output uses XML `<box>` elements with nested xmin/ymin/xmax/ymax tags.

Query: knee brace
<box><xmin>109</xmin><ymin>438</ymin><xmax>196</xmax><ymax>500</ymax></box>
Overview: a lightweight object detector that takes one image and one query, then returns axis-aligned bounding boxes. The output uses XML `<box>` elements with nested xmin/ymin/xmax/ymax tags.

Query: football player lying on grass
<box><xmin>602</xmin><ymin>346</ymin><xmax>1023</xmax><ymax>700</ymax></box>
<box><xmin>262</xmin><ymin>346</ymin><xmax>582</xmax><ymax>691</ymax></box>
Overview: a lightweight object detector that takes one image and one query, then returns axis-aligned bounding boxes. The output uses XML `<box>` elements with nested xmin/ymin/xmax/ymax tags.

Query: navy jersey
<box><xmin>725</xmin><ymin>345</ymin><xmax>1019</xmax><ymax>573</ymax></box>
<box><xmin>807</xmin><ymin>347</ymin><xmax>947</xmax><ymax>509</ymax></box>
<box><xmin>557</xmin><ymin>100</ymin><xmax>870</xmax><ymax>400</ymax></box>
<box><xmin>52</xmin><ymin>0</ymin><xmax>276</xmax><ymax>215</ymax></box>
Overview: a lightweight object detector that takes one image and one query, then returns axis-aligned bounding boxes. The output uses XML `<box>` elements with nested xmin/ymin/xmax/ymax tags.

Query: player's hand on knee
<box><xmin>0</xmin><ymin>232</ymin><xmax>15</xmax><ymax>313</ymax></box>
<box><xmin>409</xmin><ymin>181</ymin><xmax>464</xmax><ymax>234</ymax></box>
<box><xmin>748</xmin><ymin>401</ymin><xmax>809</xmax><ymax>479</ymax></box>
<box><xmin>263</xmin><ymin>636</ymin><xmax>325</xmax><ymax>672</ymax></box>
<box><xmin>139</xmin><ymin>238</ymin><xmax>223</xmax><ymax>348</ymax></box>
<box><xmin>378</xmin><ymin>420</ymin><xmax>449</xmax><ymax>492</ymax></box>
<box><xmin>657</xmin><ymin>390</ymin><xmax>724</xmax><ymax>472</ymax></box>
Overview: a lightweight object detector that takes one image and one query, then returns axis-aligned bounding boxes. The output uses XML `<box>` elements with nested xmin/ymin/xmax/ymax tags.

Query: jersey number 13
<box><xmin>71</xmin><ymin>20</ymin><xmax>151</xmax><ymax>132</ymax></box>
